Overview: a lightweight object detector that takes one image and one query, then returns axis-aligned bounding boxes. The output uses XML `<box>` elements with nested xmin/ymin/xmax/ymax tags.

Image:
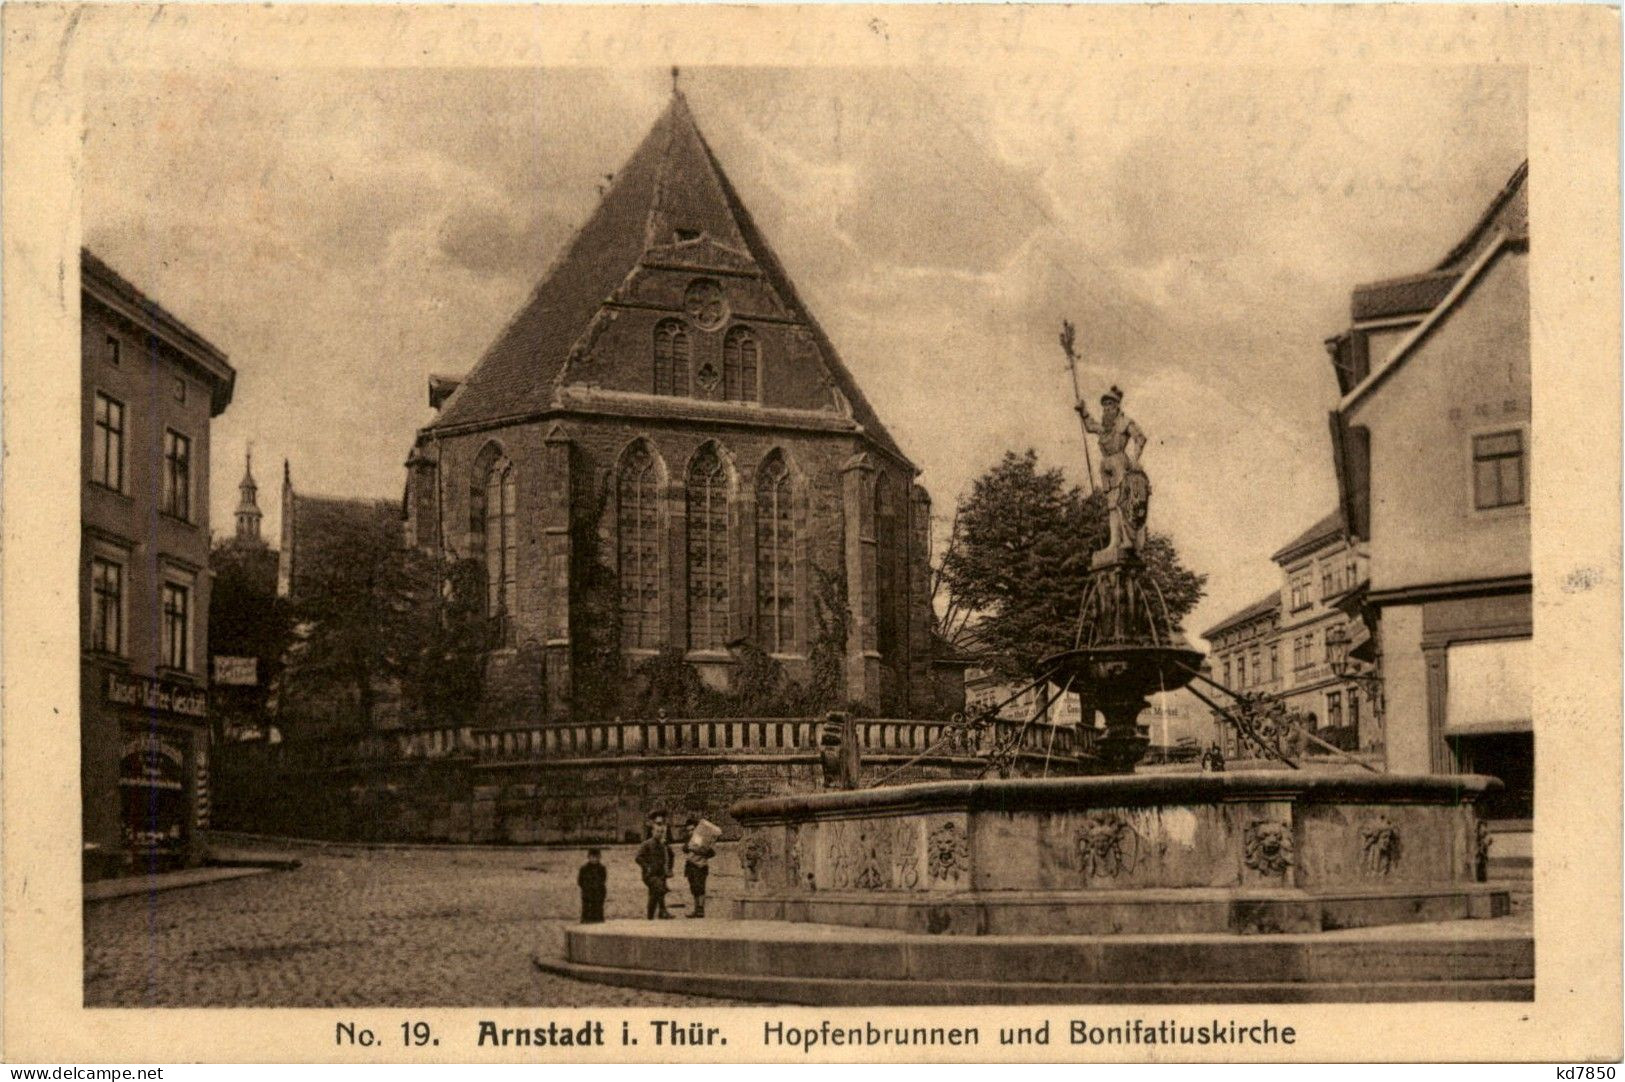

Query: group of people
<box><xmin>574</xmin><ymin>809</ymin><xmax>716</xmax><ymax>924</ymax></box>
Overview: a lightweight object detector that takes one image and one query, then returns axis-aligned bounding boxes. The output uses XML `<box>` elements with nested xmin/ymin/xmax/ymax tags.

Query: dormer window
<box><xmin>674</xmin><ymin>228</ymin><xmax>701</xmax><ymax>242</ymax></box>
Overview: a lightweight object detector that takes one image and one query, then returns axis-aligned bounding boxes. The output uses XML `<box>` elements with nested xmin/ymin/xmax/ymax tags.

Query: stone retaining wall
<box><xmin>213</xmin><ymin>717</ymin><xmax>1092</xmax><ymax>844</ymax></box>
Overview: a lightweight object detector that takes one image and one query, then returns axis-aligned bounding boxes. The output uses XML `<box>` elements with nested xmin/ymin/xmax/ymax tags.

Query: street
<box><xmin>83</xmin><ymin>840</ymin><xmax>743</xmax><ymax>1007</ymax></box>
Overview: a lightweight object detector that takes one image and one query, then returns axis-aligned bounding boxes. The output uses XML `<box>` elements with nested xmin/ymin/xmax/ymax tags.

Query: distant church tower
<box><xmin>234</xmin><ymin>449</ymin><xmax>264</xmax><ymax>546</ymax></box>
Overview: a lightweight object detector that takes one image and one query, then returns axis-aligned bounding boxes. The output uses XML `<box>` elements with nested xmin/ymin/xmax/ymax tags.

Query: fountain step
<box><xmin>731</xmin><ymin>884</ymin><xmax>1511</xmax><ymax>936</ymax></box>
<box><xmin>542</xmin><ymin>917</ymin><xmax>1532</xmax><ymax>1004</ymax></box>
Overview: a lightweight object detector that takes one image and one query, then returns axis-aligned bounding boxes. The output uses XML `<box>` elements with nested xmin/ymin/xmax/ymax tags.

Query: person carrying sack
<box><xmin>682</xmin><ymin>817</ymin><xmax>720</xmax><ymax>918</ymax></box>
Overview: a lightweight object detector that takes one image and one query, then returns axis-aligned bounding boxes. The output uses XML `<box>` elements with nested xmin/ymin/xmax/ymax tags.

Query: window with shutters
<box><xmin>724</xmin><ymin>326</ymin><xmax>760</xmax><ymax>403</ymax></box>
<box><xmin>686</xmin><ymin>444</ymin><xmax>730</xmax><ymax>649</ymax></box>
<box><xmin>654</xmin><ymin>319</ymin><xmax>690</xmax><ymax>397</ymax></box>
<box><xmin>755</xmin><ymin>453</ymin><xmax>795</xmax><ymax>653</ymax></box>
<box><xmin>617</xmin><ymin>444</ymin><xmax>662</xmax><ymax>648</ymax></box>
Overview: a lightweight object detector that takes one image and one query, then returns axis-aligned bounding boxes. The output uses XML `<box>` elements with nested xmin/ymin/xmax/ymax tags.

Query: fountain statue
<box><xmin>1048</xmin><ymin>374</ymin><xmax>1202</xmax><ymax>772</ymax></box>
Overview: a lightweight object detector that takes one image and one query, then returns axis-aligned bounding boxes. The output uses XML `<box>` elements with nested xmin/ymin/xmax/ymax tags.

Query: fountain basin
<box><xmin>729</xmin><ymin>772</ymin><xmax>1508</xmax><ymax>935</ymax></box>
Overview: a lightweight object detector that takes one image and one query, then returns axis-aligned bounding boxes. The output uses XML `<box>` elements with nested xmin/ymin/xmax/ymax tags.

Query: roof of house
<box><xmin>1270</xmin><ymin>508</ymin><xmax>1346</xmax><ymax>565</ymax></box>
<box><xmin>1348</xmin><ymin>160</ymin><xmax>1527</xmax><ymax>324</ymax></box>
<box><xmin>1341</xmin><ymin>231</ymin><xmax>1527</xmax><ymax>414</ymax></box>
<box><xmin>425</xmin><ymin>92</ymin><xmax>910</xmax><ymax>467</ymax></box>
<box><xmin>1200</xmin><ymin>589</ymin><xmax>1282</xmax><ymax>640</ymax></box>
<box><xmin>1433</xmin><ymin>160</ymin><xmax>1529</xmax><ymax>272</ymax></box>
<box><xmin>81</xmin><ymin>248</ymin><xmax>236</xmax><ymax>415</ymax></box>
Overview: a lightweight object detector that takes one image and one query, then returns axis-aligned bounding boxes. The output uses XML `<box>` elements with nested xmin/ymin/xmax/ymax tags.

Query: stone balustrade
<box><xmin>232</xmin><ymin>716</ymin><xmax>1095</xmax><ymax>772</ymax></box>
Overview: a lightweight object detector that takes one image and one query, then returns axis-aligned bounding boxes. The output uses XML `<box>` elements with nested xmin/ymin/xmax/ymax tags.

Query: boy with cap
<box><xmin>576</xmin><ymin>848</ymin><xmax>607</xmax><ymax>924</ymax></box>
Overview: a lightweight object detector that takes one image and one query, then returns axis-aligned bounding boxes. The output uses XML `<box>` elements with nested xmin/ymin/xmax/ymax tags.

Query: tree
<box><xmin>399</xmin><ymin>557</ymin><xmax>488</xmax><ymax>728</ymax></box>
<box><xmin>207</xmin><ymin>540</ymin><xmax>292</xmax><ymax>740</ymax></box>
<box><xmin>938</xmin><ymin>449</ymin><xmax>1206</xmax><ymax>678</ymax></box>
<box><xmin>282</xmin><ymin>507</ymin><xmax>440</xmax><ymax>730</ymax></box>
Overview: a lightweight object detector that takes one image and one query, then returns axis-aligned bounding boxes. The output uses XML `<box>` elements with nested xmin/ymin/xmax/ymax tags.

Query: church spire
<box><xmin>234</xmin><ymin>447</ymin><xmax>264</xmax><ymax>546</ymax></box>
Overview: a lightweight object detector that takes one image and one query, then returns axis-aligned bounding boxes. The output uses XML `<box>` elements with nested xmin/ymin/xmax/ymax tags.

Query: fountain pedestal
<box><xmin>1051</xmin><ymin>545</ymin><xmax>1204</xmax><ymax>774</ymax></box>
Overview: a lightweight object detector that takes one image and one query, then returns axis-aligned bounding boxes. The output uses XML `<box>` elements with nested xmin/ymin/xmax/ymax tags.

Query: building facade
<box><xmin>403</xmin><ymin>91</ymin><xmax>942</xmax><ymax>722</ymax></box>
<box><xmin>1202</xmin><ymin>510</ymin><xmax>1374</xmax><ymax>757</ymax></box>
<box><xmin>1328</xmin><ymin>161</ymin><xmax>1531</xmax><ymax>822</ymax></box>
<box><xmin>81</xmin><ymin>249</ymin><xmax>235</xmax><ymax>876</ymax></box>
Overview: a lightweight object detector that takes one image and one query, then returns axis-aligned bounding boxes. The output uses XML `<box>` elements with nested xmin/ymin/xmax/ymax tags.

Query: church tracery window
<box><xmin>874</xmin><ymin>471</ymin><xmax>901</xmax><ymax>663</ymax></box>
<box><xmin>654</xmin><ymin>319</ymin><xmax>690</xmax><ymax>396</ymax></box>
<box><xmin>617</xmin><ymin>444</ymin><xmax>662</xmax><ymax>648</ymax></box>
<box><xmin>683</xmin><ymin>278</ymin><xmax>727</xmax><ymax>330</ymax></box>
<box><xmin>686</xmin><ymin>444</ymin><xmax>731</xmax><ymax>650</ymax></box>
<box><xmin>482</xmin><ymin>455</ymin><xmax>518</xmax><ymax>624</ymax></box>
<box><xmin>724</xmin><ymin>326</ymin><xmax>760</xmax><ymax>403</ymax></box>
<box><xmin>755</xmin><ymin>453</ymin><xmax>795</xmax><ymax>653</ymax></box>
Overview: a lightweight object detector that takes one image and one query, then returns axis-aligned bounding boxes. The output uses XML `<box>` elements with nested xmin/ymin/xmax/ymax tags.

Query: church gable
<box><xmin>427</xmin><ymin>91</ymin><xmax>911</xmax><ymax>468</ymax></box>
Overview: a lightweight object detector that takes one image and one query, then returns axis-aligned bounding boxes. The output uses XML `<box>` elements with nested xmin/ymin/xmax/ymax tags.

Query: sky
<box><xmin>83</xmin><ymin>64</ymin><xmax>1526</xmax><ymax>645</ymax></box>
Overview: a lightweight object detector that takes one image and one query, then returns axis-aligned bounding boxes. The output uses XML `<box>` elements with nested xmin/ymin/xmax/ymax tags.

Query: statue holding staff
<box><xmin>1075</xmin><ymin>385</ymin><xmax>1150</xmax><ymax>555</ymax></box>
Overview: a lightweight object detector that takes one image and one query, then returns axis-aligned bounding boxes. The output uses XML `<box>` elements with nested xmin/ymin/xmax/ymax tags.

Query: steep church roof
<box><xmin>428</xmin><ymin>91</ymin><xmax>911</xmax><ymax>467</ymax></box>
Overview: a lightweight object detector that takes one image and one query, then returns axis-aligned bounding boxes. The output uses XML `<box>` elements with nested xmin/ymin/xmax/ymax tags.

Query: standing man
<box><xmin>635</xmin><ymin>810</ymin><xmax>674</xmax><ymax>919</ymax></box>
<box><xmin>682</xmin><ymin>817</ymin><xmax>718</xmax><ymax>918</ymax></box>
<box><xmin>576</xmin><ymin>848</ymin><xmax>607</xmax><ymax>924</ymax></box>
<box><xmin>1075</xmin><ymin>386</ymin><xmax>1150</xmax><ymax>555</ymax></box>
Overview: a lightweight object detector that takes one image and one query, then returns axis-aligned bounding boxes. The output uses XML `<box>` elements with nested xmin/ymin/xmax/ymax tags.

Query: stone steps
<box><xmin>539</xmin><ymin>917</ymin><xmax>1533</xmax><ymax>1004</ymax></box>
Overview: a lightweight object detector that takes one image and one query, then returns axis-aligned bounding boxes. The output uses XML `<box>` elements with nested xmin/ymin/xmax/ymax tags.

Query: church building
<box><xmin>404</xmin><ymin>90</ymin><xmax>942</xmax><ymax>721</ymax></box>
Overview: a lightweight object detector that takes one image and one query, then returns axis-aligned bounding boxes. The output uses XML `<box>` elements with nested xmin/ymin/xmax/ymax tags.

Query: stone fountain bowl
<box><xmin>1037</xmin><ymin>644</ymin><xmax>1206</xmax><ymax>698</ymax></box>
<box><xmin>729</xmin><ymin>772</ymin><xmax>1509</xmax><ymax>936</ymax></box>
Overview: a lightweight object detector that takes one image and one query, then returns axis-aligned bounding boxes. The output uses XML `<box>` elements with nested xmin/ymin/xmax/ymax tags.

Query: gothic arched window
<box><xmin>874</xmin><ymin>471</ymin><xmax>901</xmax><ymax>663</ymax></box>
<box><xmin>755</xmin><ymin>453</ymin><xmax>795</xmax><ymax>653</ymax></box>
<box><xmin>654</xmin><ymin>320</ymin><xmax>690</xmax><ymax>397</ymax></box>
<box><xmin>724</xmin><ymin>326</ymin><xmax>760</xmax><ymax>403</ymax></box>
<box><xmin>617</xmin><ymin>444</ymin><xmax>662</xmax><ymax>648</ymax></box>
<box><xmin>483</xmin><ymin>457</ymin><xmax>518</xmax><ymax>619</ymax></box>
<box><xmin>686</xmin><ymin>444</ymin><xmax>731</xmax><ymax>649</ymax></box>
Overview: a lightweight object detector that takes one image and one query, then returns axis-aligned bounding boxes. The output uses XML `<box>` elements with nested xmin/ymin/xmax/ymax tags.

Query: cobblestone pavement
<box><xmin>84</xmin><ymin>842</ymin><xmax>747</xmax><ymax>1007</ymax></box>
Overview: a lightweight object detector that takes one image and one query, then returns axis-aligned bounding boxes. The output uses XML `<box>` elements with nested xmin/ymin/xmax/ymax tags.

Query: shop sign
<box><xmin>119</xmin><ymin>732</ymin><xmax>187</xmax><ymax>793</ymax></box>
<box><xmin>105</xmin><ymin>672</ymin><xmax>208</xmax><ymax>719</ymax></box>
<box><xmin>212</xmin><ymin>656</ymin><xmax>258</xmax><ymax>686</ymax></box>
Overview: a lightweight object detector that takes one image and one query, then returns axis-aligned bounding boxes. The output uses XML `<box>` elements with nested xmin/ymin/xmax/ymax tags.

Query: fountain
<box><xmin>542</xmin><ymin>348</ymin><xmax>1529</xmax><ymax>1003</ymax></box>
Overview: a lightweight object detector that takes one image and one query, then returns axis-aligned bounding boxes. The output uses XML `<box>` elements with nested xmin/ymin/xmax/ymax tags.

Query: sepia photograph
<box><xmin>3</xmin><ymin>1</ymin><xmax>1619</xmax><ymax>1065</ymax></box>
